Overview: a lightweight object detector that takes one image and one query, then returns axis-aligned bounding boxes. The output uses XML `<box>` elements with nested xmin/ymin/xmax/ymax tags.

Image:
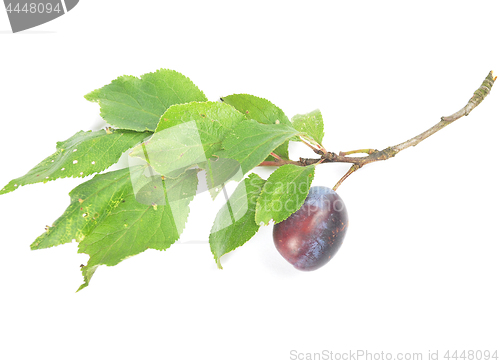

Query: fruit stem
<box><xmin>333</xmin><ymin>164</ymin><xmax>359</xmax><ymax>191</ymax></box>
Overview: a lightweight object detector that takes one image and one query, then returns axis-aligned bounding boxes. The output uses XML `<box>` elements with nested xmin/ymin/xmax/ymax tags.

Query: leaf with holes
<box><xmin>255</xmin><ymin>164</ymin><xmax>315</xmax><ymax>225</ymax></box>
<box><xmin>77</xmin><ymin>168</ymin><xmax>199</xmax><ymax>291</ymax></box>
<box><xmin>85</xmin><ymin>69</ymin><xmax>207</xmax><ymax>131</ymax></box>
<box><xmin>0</xmin><ymin>129</ymin><xmax>148</xmax><ymax>196</ymax></box>
<box><xmin>31</xmin><ymin>166</ymin><xmax>146</xmax><ymax>250</ymax></box>
<box><xmin>209</xmin><ymin>173</ymin><xmax>266</xmax><ymax>269</ymax></box>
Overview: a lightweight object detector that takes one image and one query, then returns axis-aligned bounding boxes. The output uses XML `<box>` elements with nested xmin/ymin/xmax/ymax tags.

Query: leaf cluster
<box><xmin>1</xmin><ymin>69</ymin><xmax>325</xmax><ymax>290</ymax></box>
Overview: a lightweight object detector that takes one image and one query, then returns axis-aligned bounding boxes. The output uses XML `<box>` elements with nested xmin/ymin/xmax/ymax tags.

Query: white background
<box><xmin>1</xmin><ymin>1</ymin><xmax>499</xmax><ymax>363</ymax></box>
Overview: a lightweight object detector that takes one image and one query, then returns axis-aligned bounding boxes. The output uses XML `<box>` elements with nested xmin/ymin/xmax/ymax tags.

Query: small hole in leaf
<box><xmin>80</xmin><ymin>172</ymin><xmax>83</xmax><ymax>176</ymax></box>
<box><xmin>91</xmin><ymin>161</ymin><xmax>95</xmax><ymax>165</ymax></box>
<box><xmin>73</xmin><ymin>149</ymin><xmax>77</xmax><ymax>152</ymax></box>
<box><xmin>73</xmin><ymin>160</ymin><xmax>78</xmax><ymax>164</ymax></box>
<box><xmin>61</xmin><ymin>167</ymin><xmax>65</xmax><ymax>171</ymax></box>
<box><xmin>82</xmin><ymin>213</ymin><xmax>88</xmax><ymax>218</ymax></box>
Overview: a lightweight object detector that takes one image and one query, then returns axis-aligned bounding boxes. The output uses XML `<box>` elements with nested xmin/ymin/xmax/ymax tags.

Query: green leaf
<box><xmin>255</xmin><ymin>164</ymin><xmax>315</xmax><ymax>225</ymax></box>
<box><xmin>291</xmin><ymin>109</ymin><xmax>325</xmax><ymax>145</ymax></box>
<box><xmin>0</xmin><ymin>129</ymin><xmax>148</xmax><ymax>196</ymax></box>
<box><xmin>221</xmin><ymin>93</ymin><xmax>292</xmax><ymax>159</ymax></box>
<box><xmin>77</xmin><ymin>168</ymin><xmax>199</xmax><ymax>291</ymax></box>
<box><xmin>220</xmin><ymin>120</ymin><xmax>301</xmax><ymax>175</ymax></box>
<box><xmin>85</xmin><ymin>69</ymin><xmax>207</xmax><ymax>132</ymax></box>
<box><xmin>221</xmin><ymin>93</ymin><xmax>292</xmax><ymax>127</ymax></box>
<box><xmin>31</xmin><ymin>166</ymin><xmax>144</xmax><ymax>250</ymax></box>
<box><xmin>129</xmin><ymin>101</ymin><xmax>246</xmax><ymax>178</ymax></box>
<box><xmin>209</xmin><ymin>173</ymin><xmax>266</xmax><ymax>269</ymax></box>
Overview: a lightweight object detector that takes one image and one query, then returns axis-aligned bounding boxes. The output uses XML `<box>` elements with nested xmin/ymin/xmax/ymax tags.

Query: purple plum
<box><xmin>273</xmin><ymin>186</ymin><xmax>348</xmax><ymax>271</ymax></box>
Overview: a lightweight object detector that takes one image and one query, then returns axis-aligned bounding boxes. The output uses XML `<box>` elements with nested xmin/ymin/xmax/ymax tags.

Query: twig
<box><xmin>259</xmin><ymin>71</ymin><xmax>496</xmax><ymax>189</ymax></box>
<box><xmin>339</xmin><ymin>149</ymin><xmax>377</xmax><ymax>156</ymax></box>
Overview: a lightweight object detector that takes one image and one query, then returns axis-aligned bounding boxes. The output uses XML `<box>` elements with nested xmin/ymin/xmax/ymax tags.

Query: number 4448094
<box><xmin>444</xmin><ymin>350</ymin><xmax>498</xmax><ymax>361</ymax></box>
<box><xmin>6</xmin><ymin>3</ymin><xmax>62</xmax><ymax>14</ymax></box>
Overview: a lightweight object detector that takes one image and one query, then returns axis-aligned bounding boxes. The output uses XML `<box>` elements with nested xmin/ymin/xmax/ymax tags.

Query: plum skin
<box><xmin>273</xmin><ymin>186</ymin><xmax>348</xmax><ymax>271</ymax></box>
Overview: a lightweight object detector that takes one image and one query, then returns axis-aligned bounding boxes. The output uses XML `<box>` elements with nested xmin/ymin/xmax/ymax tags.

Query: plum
<box><xmin>273</xmin><ymin>186</ymin><xmax>348</xmax><ymax>271</ymax></box>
